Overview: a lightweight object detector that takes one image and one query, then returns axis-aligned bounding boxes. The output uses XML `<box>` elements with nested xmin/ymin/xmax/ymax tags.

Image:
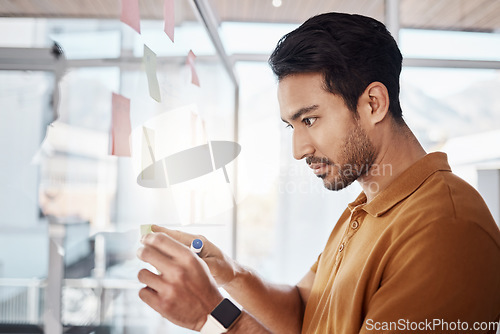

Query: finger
<box><xmin>138</xmin><ymin>286</ymin><xmax>163</xmax><ymax>315</ymax></box>
<box><xmin>137</xmin><ymin>244</ymin><xmax>173</xmax><ymax>272</ymax></box>
<box><xmin>151</xmin><ymin>225</ymin><xmax>198</xmax><ymax>247</ymax></box>
<box><xmin>137</xmin><ymin>244</ymin><xmax>183</xmax><ymax>275</ymax></box>
<box><xmin>137</xmin><ymin>268</ymin><xmax>164</xmax><ymax>293</ymax></box>
<box><xmin>138</xmin><ymin>245</ymin><xmax>196</xmax><ymax>284</ymax></box>
<box><xmin>151</xmin><ymin>226</ymin><xmax>213</xmax><ymax>259</ymax></box>
<box><xmin>142</xmin><ymin>232</ymin><xmax>194</xmax><ymax>263</ymax></box>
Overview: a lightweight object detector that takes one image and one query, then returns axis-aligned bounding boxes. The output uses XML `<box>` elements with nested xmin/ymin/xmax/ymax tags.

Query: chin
<box><xmin>322</xmin><ymin>176</ymin><xmax>356</xmax><ymax>191</ymax></box>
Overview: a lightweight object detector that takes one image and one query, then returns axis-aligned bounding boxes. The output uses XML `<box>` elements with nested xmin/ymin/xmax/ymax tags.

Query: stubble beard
<box><xmin>320</xmin><ymin>124</ymin><xmax>377</xmax><ymax>191</ymax></box>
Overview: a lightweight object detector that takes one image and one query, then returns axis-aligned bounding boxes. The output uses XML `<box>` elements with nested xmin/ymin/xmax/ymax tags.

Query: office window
<box><xmin>400</xmin><ymin>29</ymin><xmax>500</xmax><ymax>61</ymax></box>
<box><xmin>401</xmin><ymin>67</ymin><xmax>500</xmax><ymax>188</ymax></box>
<box><xmin>0</xmin><ymin>11</ymin><xmax>237</xmax><ymax>333</ymax></box>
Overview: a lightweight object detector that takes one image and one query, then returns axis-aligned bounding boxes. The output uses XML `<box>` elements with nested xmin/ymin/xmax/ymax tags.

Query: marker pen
<box><xmin>191</xmin><ymin>238</ymin><xmax>203</xmax><ymax>255</ymax></box>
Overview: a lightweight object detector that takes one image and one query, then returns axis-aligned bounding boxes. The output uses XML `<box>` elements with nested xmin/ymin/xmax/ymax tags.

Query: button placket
<box><xmin>334</xmin><ymin>211</ymin><xmax>363</xmax><ymax>268</ymax></box>
<box><xmin>351</xmin><ymin>220</ymin><xmax>359</xmax><ymax>230</ymax></box>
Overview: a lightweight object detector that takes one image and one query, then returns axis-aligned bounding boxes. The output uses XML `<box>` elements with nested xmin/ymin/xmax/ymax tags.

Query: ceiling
<box><xmin>0</xmin><ymin>0</ymin><xmax>499</xmax><ymax>32</ymax></box>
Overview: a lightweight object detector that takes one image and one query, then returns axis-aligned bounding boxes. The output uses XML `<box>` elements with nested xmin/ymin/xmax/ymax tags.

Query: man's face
<box><xmin>278</xmin><ymin>72</ymin><xmax>376</xmax><ymax>190</ymax></box>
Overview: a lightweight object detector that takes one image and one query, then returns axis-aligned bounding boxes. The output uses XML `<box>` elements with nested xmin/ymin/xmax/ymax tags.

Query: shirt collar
<box><xmin>347</xmin><ymin>152</ymin><xmax>452</xmax><ymax>217</ymax></box>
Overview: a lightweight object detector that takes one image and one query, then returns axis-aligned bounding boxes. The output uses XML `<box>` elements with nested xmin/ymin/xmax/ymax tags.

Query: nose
<box><xmin>292</xmin><ymin>128</ymin><xmax>315</xmax><ymax>160</ymax></box>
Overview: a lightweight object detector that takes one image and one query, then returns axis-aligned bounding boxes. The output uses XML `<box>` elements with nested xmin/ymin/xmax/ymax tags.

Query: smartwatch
<box><xmin>200</xmin><ymin>298</ymin><xmax>242</xmax><ymax>333</ymax></box>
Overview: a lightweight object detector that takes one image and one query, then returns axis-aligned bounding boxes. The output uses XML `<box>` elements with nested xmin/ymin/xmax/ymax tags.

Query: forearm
<box><xmin>228</xmin><ymin>311</ymin><xmax>272</xmax><ymax>333</ymax></box>
<box><xmin>224</xmin><ymin>263</ymin><xmax>304</xmax><ymax>334</ymax></box>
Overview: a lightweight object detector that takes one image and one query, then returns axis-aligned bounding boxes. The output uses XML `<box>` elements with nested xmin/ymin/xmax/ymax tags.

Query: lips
<box><xmin>309</xmin><ymin>163</ymin><xmax>329</xmax><ymax>175</ymax></box>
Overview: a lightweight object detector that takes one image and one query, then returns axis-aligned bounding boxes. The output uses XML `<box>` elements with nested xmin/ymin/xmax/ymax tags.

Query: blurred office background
<box><xmin>0</xmin><ymin>0</ymin><xmax>499</xmax><ymax>333</ymax></box>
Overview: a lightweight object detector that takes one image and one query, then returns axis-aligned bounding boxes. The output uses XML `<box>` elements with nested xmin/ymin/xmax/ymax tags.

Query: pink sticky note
<box><xmin>121</xmin><ymin>0</ymin><xmax>141</xmax><ymax>34</ymax></box>
<box><xmin>187</xmin><ymin>50</ymin><xmax>200</xmax><ymax>87</ymax></box>
<box><xmin>111</xmin><ymin>93</ymin><xmax>132</xmax><ymax>157</ymax></box>
<box><xmin>164</xmin><ymin>0</ymin><xmax>175</xmax><ymax>42</ymax></box>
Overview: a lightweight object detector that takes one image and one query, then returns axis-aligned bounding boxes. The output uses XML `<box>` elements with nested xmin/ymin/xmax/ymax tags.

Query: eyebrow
<box><xmin>281</xmin><ymin>105</ymin><xmax>319</xmax><ymax>123</ymax></box>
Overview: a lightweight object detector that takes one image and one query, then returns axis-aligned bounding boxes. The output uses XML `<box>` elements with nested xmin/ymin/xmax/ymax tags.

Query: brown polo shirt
<box><xmin>302</xmin><ymin>152</ymin><xmax>500</xmax><ymax>334</ymax></box>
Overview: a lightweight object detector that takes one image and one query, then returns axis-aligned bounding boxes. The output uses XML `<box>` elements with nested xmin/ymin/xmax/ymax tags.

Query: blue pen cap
<box><xmin>191</xmin><ymin>238</ymin><xmax>203</xmax><ymax>251</ymax></box>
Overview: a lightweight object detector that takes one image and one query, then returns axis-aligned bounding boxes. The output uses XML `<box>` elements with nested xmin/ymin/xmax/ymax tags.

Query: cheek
<box><xmin>312</xmin><ymin>129</ymin><xmax>344</xmax><ymax>160</ymax></box>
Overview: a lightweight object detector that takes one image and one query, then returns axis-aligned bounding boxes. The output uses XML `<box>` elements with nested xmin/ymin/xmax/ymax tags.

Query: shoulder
<box><xmin>407</xmin><ymin>170</ymin><xmax>483</xmax><ymax>217</ymax></box>
<box><xmin>391</xmin><ymin>170</ymin><xmax>500</xmax><ymax>249</ymax></box>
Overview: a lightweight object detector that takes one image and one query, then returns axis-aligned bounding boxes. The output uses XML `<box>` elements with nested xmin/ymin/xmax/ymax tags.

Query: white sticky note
<box><xmin>140</xmin><ymin>224</ymin><xmax>153</xmax><ymax>236</ymax></box>
<box><xmin>143</xmin><ymin>44</ymin><xmax>162</xmax><ymax>102</ymax></box>
<box><xmin>141</xmin><ymin>126</ymin><xmax>156</xmax><ymax>180</ymax></box>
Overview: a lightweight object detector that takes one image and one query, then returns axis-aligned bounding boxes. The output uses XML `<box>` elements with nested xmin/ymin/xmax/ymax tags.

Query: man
<box><xmin>137</xmin><ymin>12</ymin><xmax>500</xmax><ymax>333</ymax></box>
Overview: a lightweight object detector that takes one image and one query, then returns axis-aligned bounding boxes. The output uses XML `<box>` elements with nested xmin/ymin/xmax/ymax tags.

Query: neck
<box><xmin>358</xmin><ymin>121</ymin><xmax>426</xmax><ymax>203</ymax></box>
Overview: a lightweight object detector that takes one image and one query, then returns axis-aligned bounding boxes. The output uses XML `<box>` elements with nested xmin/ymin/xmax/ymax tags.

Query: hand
<box><xmin>150</xmin><ymin>225</ymin><xmax>238</xmax><ymax>286</ymax></box>
<box><xmin>137</xmin><ymin>231</ymin><xmax>223</xmax><ymax>331</ymax></box>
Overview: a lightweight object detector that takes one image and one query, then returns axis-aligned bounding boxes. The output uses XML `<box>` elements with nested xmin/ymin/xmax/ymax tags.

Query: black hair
<box><xmin>269</xmin><ymin>12</ymin><xmax>403</xmax><ymax>122</ymax></box>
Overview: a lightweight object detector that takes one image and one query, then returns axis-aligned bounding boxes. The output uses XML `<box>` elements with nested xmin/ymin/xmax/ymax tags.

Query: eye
<box><xmin>302</xmin><ymin>117</ymin><xmax>317</xmax><ymax>127</ymax></box>
<box><xmin>285</xmin><ymin>123</ymin><xmax>293</xmax><ymax>130</ymax></box>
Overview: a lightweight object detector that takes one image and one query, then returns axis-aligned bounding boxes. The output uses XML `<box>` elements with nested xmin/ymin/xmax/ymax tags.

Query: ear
<box><xmin>358</xmin><ymin>82</ymin><xmax>390</xmax><ymax>126</ymax></box>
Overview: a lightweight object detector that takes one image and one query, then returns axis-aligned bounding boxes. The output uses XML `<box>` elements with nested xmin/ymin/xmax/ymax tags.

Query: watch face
<box><xmin>211</xmin><ymin>299</ymin><xmax>242</xmax><ymax>329</ymax></box>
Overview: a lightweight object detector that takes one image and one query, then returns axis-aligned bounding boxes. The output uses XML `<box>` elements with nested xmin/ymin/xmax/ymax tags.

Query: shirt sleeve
<box><xmin>359</xmin><ymin>219</ymin><xmax>500</xmax><ymax>334</ymax></box>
